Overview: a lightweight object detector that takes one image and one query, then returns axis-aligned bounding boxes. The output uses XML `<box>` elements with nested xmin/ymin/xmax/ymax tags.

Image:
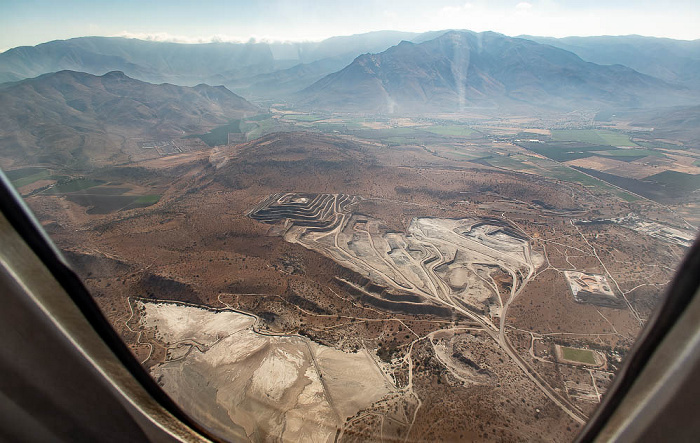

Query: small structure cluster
<box><xmin>564</xmin><ymin>271</ymin><xmax>624</xmax><ymax>308</ymax></box>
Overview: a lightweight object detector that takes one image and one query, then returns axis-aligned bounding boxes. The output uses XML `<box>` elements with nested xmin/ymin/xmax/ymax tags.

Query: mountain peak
<box><xmin>301</xmin><ymin>31</ymin><xmax>685</xmax><ymax>113</ymax></box>
<box><xmin>0</xmin><ymin>70</ymin><xmax>260</xmax><ymax>166</ymax></box>
<box><xmin>103</xmin><ymin>70</ymin><xmax>128</xmax><ymax>78</ymax></box>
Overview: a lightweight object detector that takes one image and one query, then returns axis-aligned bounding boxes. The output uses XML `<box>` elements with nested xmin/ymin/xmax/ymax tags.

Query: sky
<box><xmin>1</xmin><ymin>0</ymin><xmax>699</xmax><ymax>52</ymax></box>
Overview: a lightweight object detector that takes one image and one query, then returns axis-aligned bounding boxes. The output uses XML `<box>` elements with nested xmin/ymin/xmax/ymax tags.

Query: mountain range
<box><xmin>5</xmin><ymin>30</ymin><xmax>698</xmax><ymax>104</ymax></box>
<box><xmin>521</xmin><ymin>35</ymin><xmax>700</xmax><ymax>89</ymax></box>
<box><xmin>0</xmin><ymin>29</ymin><xmax>698</xmax><ymax>140</ymax></box>
<box><xmin>0</xmin><ymin>70</ymin><xmax>258</xmax><ymax>167</ymax></box>
<box><xmin>0</xmin><ymin>32</ymin><xmax>434</xmax><ymax>99</ymax></box>
<box><xmin>300</xmin><ymin>31</ymin><xmax>690</xmax><ymax>113</ymax></box>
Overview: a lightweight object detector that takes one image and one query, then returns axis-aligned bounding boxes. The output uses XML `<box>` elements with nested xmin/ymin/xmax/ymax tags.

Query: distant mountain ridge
<box><xmin>3</xmin><ymin>31</ymin><xmax>700</xmax><ymax>104</ymax></box>
<box><xmin>0</xmin><ymin>32</ymin><xmax>429</xmax><ymax>98</ymax></box>
<box><xmin>2</xmin><ymin>30</ymin><xmax>699</xmax><ymax>111</ymax></box>
<box><xmin>0</xmin><ymin>37</ymin><xmax>277</xmax><ymax>85</ymax></box>
<box><xmin>0</xmin><ymin>70</ymin><xmax>259</xmax><ymax>167</ymax></box>
<box><xmin>300</xmin><ymin>31</ymin><xmax>690</xmax><ymax>113</ymax></box>
<box><xmin>521</xmin><ymin>35</ymin><xmax>700</xmax><ymax>89</ymax></box>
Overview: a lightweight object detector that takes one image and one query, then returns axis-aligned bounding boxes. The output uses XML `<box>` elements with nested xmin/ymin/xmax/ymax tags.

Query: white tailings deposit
<box><xmin>296</xmin><ymin>214</ymin><xmax>542</xmax><ymax>317</ymax></box>
<box><xmin>249</xmin><ymin>193</ymin><xmax>543</xmax><ymax>317</ymax></box>
<box><xmin>138</xmin><ymin>301</ymin><xmax>392</xmax><ymax>442</ymax></box>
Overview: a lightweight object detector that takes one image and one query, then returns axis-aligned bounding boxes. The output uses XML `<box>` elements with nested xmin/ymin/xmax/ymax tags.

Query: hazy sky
<box><xmin>2</xmin><ymin>0</ymin><xmax>699</xmax><ymax>51</ymax></box>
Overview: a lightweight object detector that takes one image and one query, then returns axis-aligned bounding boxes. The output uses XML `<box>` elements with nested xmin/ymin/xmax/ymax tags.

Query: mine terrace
<box><xmin>247</xmin><ymin>192</ymin><xmax>590</xmax><ymax>424</ymax></box>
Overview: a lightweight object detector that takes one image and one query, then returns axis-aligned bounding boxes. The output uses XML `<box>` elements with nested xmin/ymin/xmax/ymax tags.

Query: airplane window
<box><xmin>1</xmin><ymin>1</ymin><xmax>698</xmax><ymax>441</ymax></box>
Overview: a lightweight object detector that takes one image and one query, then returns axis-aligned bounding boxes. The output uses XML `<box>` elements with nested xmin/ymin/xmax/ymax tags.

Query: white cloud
<box><xmin>439</xmin><ymin>2</ymin><xmax>473</xmax><ymax>17</ymax></box>
<box><xmin>113</xmin><ymin>31</ymin><xmax>329</xmax><ymax>45</ymax></box>
<box><xmin>516</xmin><ymin>2</ymin><xmax>533</xmax><ymax>12</ymax></box>
<box><xmin>114</xmin><ymin>31</ymin><xmax>249</xmax><ymax>44</ymax></box>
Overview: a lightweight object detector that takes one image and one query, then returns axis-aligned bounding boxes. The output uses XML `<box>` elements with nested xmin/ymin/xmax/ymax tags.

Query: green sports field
<box><xmin>561</xmin><ymin>346</ymin><xmax>597</xmax><ymax>364</ymax></box>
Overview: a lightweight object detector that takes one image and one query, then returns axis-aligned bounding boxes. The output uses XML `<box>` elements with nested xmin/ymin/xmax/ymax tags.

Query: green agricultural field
<box><xmin>485</xmin><ymin>154</ymin><xmax>539</xmax><ymax>172</ymax></box>
<box><xmin>342</xmin><ymin>117</ymin><xmax>370</xmax><ymax>125</ymax></box>
<box><xmin>7</xmin><ymin>167</ymin><xmax>52</xmax><ymax>188</ymax></box>
<box><xmin>312</xmin><ymin>122</ymin><xmax>348</xmax><ymax>133</ymax></box>
<box><xmin>65</xmin><ymin>193</ymin><xmax>162</xmax><ymax>214</ymax></box>
<box><xmin>313</xmin><ymin>118</ymin><xmax>370</xmax><ymax>132</ymax></box>
<box><xmin>439</xmin><ymin>151</ymin><xmax>474</xmax><ymax>160</ymax></box>
<box><xmin>70</xmin><ymin>187</ymin><xmax>129</xmax><ymax>195</ymax></box>
<box><xmin>283</xmin><ymin>114</ymin><xmax>327</xmax><ymax>122</ymax></box>
<box><xmin>190</xmin><ymin>120</ymin><xmax>241</xmax><ymax>146</ymax></box>
<box><xmin>541</xmin><ymin>163</ymin><xmax>611</xmax><ymax>188</ymax></box>
<box><xmin>47</xmin><ymin>178</ymin><xmax>105</xmax><ymax>193</ymax></box>
<box><xmin>133</xmin><ymin>194</ymin><xmax>161</xmax><ymax>205</ymax></box>
<box><xmin>520</xmin><ymin>141</ymin><xmax>612</xmax><ymax>162</ymax></box>
<box><xmin>595</xmin><ymin>148</ymin><xmax>664</xmax><ymax>158</ymax></box>
<box><xmin>561</xmin><ymin>346</ymin><xmax>597</xmax><ymax>364</ymax></box>
<box><xmin>242</xmin><ymin>113</ymin><xmax>272</xmax><ymax>122</ymax></box>
<box><xmin>368</xmin><ymin>127</ymin><xmax>420</xmax><ymax>137</ymax></box>
<box><xmin>384</xmin><ymin>136</ymin><xmax>416</xmax><ymax>145</ymax></box>
<box><xmin>488</xmin><ymin>153</ymin><xmax>639</xmax><ymax>200</ymax></box>
<box><xmin>245</xmin><ymin>118</ymin><xmax>277</xmax><ymax>140</ymax></box>
<box><xmin>422</xmin><ymin>125</ymin><xmax>475</xmax><ymax>137</ymax></box>
<box><xmin>434</xmin><ymin>148</ymin><xmax>491</xmax><ymax>161</ymax></box>
<box><xmin>346</xmin><ymin>127</ymin><xmax>421</xmax><ymax>141</ymax></box>
<box><xmin>616</xmin><ymin>191</ymin><xmax>639</xmax><ymax>202</ymax></box>
<box><xmin>6</xmin><ymin>167</ymin><xmax>47</xmax><ymax>181</ymax></box>
<box><xmin>635</xmin><ymin>140</ymin><xmax>687</xmax><ymax>151</ymax></box>
<box><xmin>551</xmin><ymin>129</ymin><xmax>636</xmax><ymax>147</ymax></box>
<box><xmin>647</xmin><ymin>170</ymin><xmax>700</xmax><ymax>192</ymax></box>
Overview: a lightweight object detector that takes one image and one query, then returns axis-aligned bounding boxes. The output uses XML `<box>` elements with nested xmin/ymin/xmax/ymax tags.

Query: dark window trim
<box><xmin>0</xmin><ymin>169</ymin><xmax>222</xmax><ymax>442</ymax></box>
<box><xmin>576</xmin><ymin>232</ymin><xmax>700</xmax><ymax>441</ymax></box>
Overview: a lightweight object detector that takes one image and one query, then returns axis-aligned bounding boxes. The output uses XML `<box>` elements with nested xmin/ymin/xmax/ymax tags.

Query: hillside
<box><xmin>5</xmin><ymin>32</ymin><xmax>698</xmax><ymax>104</ymax></box>
<box><xmin>300</xmin><ymin>31</ymin><xmax>689</xmax><ymax>113</ymax></box>
<box><xmin>0</xmin><ymin>70</ymin><xmax>259</xmax><ymax>167</ymax></box>
<box><xmin>631</xmin><ymin>105</ymin><xmax>700</xmax><ymax>144</ymax></box>
<box><xmin>0</xmin><ymin>32</ymin><xmax>426</xmax><ymax>98</ymax></box>
<box><xmin>522</xmin><ymin>35</ymin><xmax>700</xmax><ymax>89</ymax></box>
<box><xmin>0</xmin><ymin>37</ymin><xmax>276</xmax><ymax>86</ymax></box>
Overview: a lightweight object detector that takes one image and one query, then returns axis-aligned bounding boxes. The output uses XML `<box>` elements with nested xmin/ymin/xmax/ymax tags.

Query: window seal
<box><xmin>575</xmin><ymin>233</ymin><xmax>700</xmax><ymax>441</ymax></box>
<box><xmin>0</xmin><ymin>169</ymin><xmax>223</xmax><ymax>442</ymax></box>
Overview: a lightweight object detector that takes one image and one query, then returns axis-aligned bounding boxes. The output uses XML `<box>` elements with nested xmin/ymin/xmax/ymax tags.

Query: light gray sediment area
<box><xmin>139</xmin><ymin>301</ymin><xmax>392</xmax><ymax>442</ymax></box>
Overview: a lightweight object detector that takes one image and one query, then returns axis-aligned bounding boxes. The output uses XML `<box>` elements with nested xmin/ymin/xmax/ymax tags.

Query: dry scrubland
<box><xmin>20</xmin><ymin>129</ymin><xmax>692</xmax><ymax>442</ymax></box>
